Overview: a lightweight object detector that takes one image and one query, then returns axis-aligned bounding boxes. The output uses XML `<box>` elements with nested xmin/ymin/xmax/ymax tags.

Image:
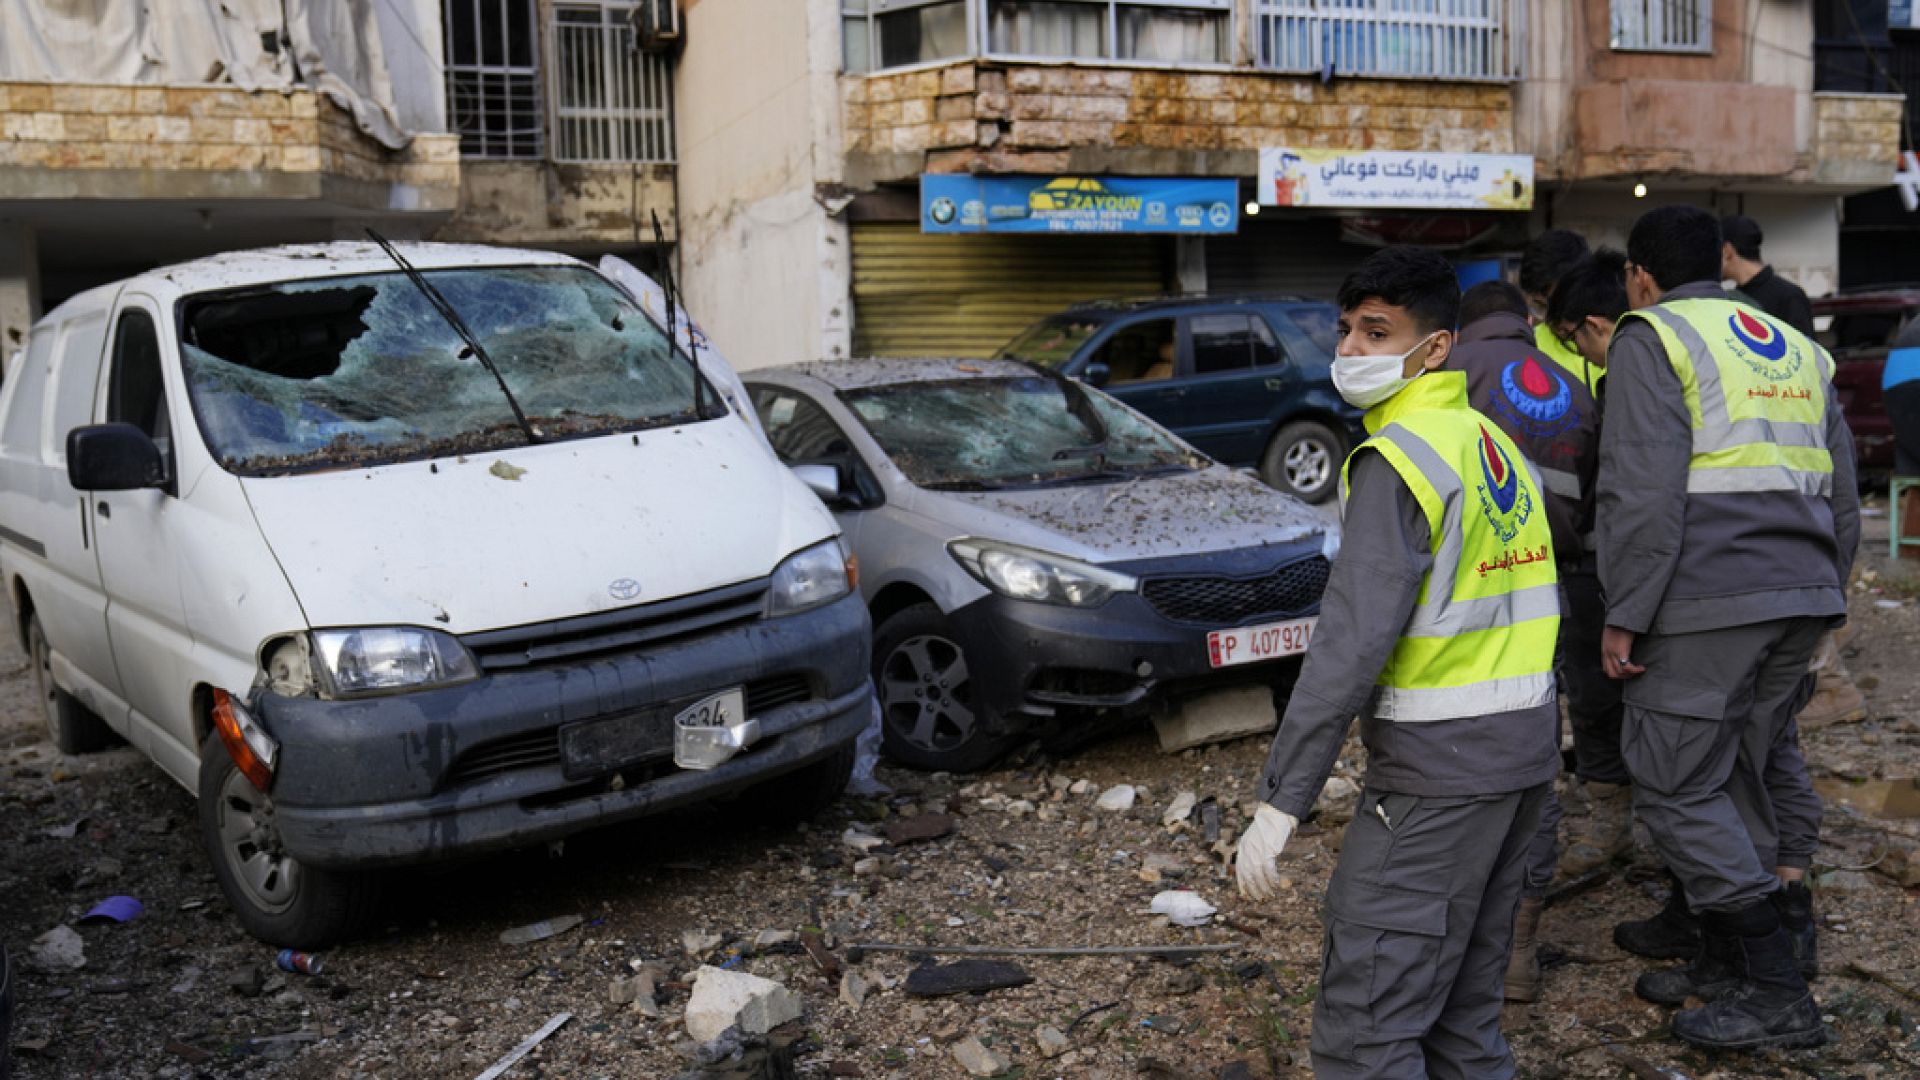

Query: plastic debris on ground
<box><xmin>498</xmin><ymin>914</ymin><xmax>584</xmax><ymax>945</ymax></box>
<box><xmin>1148</xmin><ymin>890</ymin><xmax>1217</xmax><ymax>928</ymax></box>
<box><xmin>78</xmin><ymin>895</ymin><xmax>143</xmax><ymax>924</ymax></box>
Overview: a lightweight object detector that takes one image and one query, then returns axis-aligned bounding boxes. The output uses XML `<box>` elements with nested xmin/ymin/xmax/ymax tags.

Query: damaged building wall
<box><xmin>435</xmin><ymin>163</ymin><xmax>678</xmax><ymax>249</ymax></box>
<box><xmin>674</xmin><ymin>0</ymin><xmax>849</xmax><ymax>370</ymax></box>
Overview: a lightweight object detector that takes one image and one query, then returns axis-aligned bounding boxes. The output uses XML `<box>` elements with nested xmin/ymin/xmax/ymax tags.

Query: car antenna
<box><xmin>364</xmin><ymin>229</ymin><xmax>539</xmax><ymax>444</ymax></box>
<box><xmin>649</xmin><ymin>210</ymin><xmax>708</xmax><ymax>421</ymax></box>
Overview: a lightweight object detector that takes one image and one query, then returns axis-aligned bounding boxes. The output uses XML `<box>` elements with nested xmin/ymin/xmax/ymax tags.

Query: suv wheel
<box><xmin>27</xmin><ymin>613</ymin><xmax>116</xmax><ymax>754</ymax></box>
<box><xmin>1260</xmin><ymin>421</ymin><xmax>1345</xmax><ymax>504</ymax></box>
<box><xmin>198</xmin><ymin>732</ymin><xmax>383</xmax><ymax>948</ymax></box>
<box><xmin>873</xmin><ymin>604</ymin><xmax>1010</xmax><ymax>772</ymax></box>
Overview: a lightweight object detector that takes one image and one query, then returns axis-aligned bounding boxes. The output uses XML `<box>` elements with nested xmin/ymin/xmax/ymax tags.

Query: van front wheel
<box><xmin>27</xmin><ymin>614</ymin><xmax>115</xmax><ymax>754</ymax></box>
<box><xmin>198</xmin><ymin>733</ymin><xmax>383</xmax><ymax>948</ymax></box>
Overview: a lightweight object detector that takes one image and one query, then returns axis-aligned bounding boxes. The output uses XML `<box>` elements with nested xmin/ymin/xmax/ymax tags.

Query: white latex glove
<box><xmin>1235</xmin><ymin>803</ymin><xmax>1300</xmax><ymax>901</ymax></box>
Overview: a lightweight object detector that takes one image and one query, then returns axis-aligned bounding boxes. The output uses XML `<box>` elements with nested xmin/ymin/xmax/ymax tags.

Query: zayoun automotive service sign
<box><xmin>921</xmin><ymin>175</ymin><xmax>1240</xmax><ymax>235</ymax></box>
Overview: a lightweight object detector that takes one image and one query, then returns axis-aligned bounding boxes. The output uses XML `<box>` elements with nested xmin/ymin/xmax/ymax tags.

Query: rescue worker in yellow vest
<box><xmin>1239</xmin><ymin>247</ymin><xmax>1560</xmax><ymax>1078</ymax></box>
<box><xmin>1598</xmin><ymin>206</ymin><xmax>1859</xmax><ymax>1051</ymax></box>
<box><xmin>1521</xmin><ymin>228</ymin><xmax>1599</xmax><ymax>391</ymax></box>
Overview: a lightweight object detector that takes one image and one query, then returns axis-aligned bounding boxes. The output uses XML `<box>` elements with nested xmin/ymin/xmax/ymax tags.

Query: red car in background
<box><xmin>1815</xmin><ymin>287</ymin><xmax>1920</xmax><ymax>475</ymax></box>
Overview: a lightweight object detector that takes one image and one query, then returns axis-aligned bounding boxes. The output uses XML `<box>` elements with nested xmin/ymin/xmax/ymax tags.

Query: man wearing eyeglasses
<box><xmin>1595</xmin><ymin>205</ymin><xmax>1858</xmax><ymax>1052</ymax></box>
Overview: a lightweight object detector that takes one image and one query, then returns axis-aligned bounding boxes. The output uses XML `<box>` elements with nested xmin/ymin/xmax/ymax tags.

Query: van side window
<box><xmin>47</xmin><ymin>312</ymin><xmax>108</xmax><ymax>464</ymax></box>
<box><xmin>108</xmin><ymin>310</ymin><xmax>172</xmax><ymax>464</ymax></box>
<box><xmin>0</xmin><ymin>331</ymin><xmax>55</xmax><ymax>457</ymax></box>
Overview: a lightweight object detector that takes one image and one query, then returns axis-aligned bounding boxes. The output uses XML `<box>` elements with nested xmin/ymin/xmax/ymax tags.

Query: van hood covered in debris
<box><xmin>240</xmin><ymin>417</ymin><xmax>835</xmax><ymax>633</ymax></box>
<box><xmin>930</xmin><ymin>466</ymin><xmax>1325</xmax><ymax>563</ymax></box>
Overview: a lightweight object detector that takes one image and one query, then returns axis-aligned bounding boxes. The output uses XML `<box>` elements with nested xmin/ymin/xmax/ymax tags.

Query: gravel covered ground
<box><xmin>4</xmin><ymin>513</ymin><xmax>1919</xmax><ymax>1080</ymax></box>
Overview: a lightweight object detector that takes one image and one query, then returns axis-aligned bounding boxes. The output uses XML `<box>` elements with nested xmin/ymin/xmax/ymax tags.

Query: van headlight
<box><xmin>766</xmin><ymin>539</ymin><xmax>854</xmax><ymax>617</ymax></box>
<box><xmin>947</xmin><ymin>538</ymin><xmax>1136</xmax><ymax>607</ymax></box>
<box><xmin>308</xmin><ymin>627</ymin><xmax>480</xmax><ymax>696</ymax></box>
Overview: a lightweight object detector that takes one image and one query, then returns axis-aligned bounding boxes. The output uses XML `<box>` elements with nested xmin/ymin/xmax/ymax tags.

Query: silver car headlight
<box><xmin>308</xmin><ymin>627</ymin><xmax>480</xmax><ymax>697</ymax></box>
<box><xmin>947</xmin><ymin>538</ymin><xmax>1136</xmax><ymax>607</ymax></box>
<box><xmin>766</xmin><ymin>539</ymin><xmax>854</xmax><ymax>617</ymax></box>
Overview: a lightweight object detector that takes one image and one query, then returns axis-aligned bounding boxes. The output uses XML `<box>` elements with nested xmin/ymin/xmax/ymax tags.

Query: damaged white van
<box><xmin>0</xmin><ymin>243</ymin><xmax>871</xmax><ymax>946</ymax></box>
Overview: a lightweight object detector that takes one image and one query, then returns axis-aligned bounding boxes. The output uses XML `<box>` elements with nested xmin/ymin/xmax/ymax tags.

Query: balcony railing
<box><xmin>1257</xmin><ymin>0</ymin><xmax>1522</xmax><ymax>82</ymax></box>
<box><xmin>549</xmin><ymin>2</ymin><xmax>676</xmax><ymax>164</ymax></box>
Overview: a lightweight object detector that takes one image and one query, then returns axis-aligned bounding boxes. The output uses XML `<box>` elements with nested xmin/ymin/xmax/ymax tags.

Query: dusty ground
<box><xmin>3</xmin><ymin>506</ymin><xmax>1918</xmax><ymax>1080</ymax></box>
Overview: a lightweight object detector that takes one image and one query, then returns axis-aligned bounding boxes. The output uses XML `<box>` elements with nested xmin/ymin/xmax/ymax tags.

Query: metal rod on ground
<box><xmin>1848</xmin><ymin>961</ymin><xmax>1920</xmax><ymax>1003</ymax></box>
<box><xmin>848</xmin><ymin>942</ymin><xmax>1239</xmax><ymax>958</ymax></box>
<box><xmin>473</xmin><ymin>1012</ymin><xmax>572</xmax><ymax>1080</ymax></box>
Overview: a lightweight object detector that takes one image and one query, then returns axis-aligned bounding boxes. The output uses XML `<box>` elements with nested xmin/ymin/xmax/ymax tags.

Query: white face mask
<box><xmin>1332</xmin><ymin>332</ymin><xmax>1438</xmax><ymax>409</ymax></box>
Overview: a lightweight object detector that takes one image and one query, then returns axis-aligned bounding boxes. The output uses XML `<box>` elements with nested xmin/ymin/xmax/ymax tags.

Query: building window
<box><xmin>844</xmin><ymin>0</ymin><xmax>972</xmax><ymax>74</ymax></box>
<box><xmin>1610</xmin><ymin>0</ymin><xmax>1711</xmax><ymax>54</ymax></box>
<box><xmin>1257</xmin><ymin>0</ymin><xmax>1522</xmax><ymax>82</ymax></box>
<box><xmin>987</xmin><ymin>1</ymin><xmax>1230</xmax><ymax>65</ymax></box>
<box><xmin>549</xmin><ymin>2</ymin><xmax>676</xmax><ymax>163</ymax></box>
<box><xmin>445</xmin><ymin>0</ymin><xmax>543</xmax><ymax>158</ymax></box>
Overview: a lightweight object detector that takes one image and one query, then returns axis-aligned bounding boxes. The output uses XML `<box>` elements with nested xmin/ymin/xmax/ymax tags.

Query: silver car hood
<box><xmin>912</xmin><ymin>466</ymin><xmax>1328</xmax><ymax>564</ymax></box>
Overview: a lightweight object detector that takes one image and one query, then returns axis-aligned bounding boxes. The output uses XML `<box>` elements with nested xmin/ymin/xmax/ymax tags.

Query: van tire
<box><xmin>27</xmin><ymin>614</ymin><xmax>115</xmax><ymax>754</ymax></box>
<box><xmin>743</xmin><ymin>742</ymin><xmax>855</xmax><ymax>820</ymax></box>
<box><xmin>1259</xmin><ymin>421</ymin><xmax>1345</xmax><ymax>504</ymax></box>
<box><xmin>198</xmin><ymin>732</ymin><xmax>383</xmax><ymax>948</ymax></box>
<box><xmin>873</xmin><ymin>604</ymin><xmax>1010</xmax><ymax>772</ymax></box>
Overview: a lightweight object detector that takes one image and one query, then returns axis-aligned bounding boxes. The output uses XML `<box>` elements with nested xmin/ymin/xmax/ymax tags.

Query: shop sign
<box><xmin>1257</xmin><ymin>149</ymin><xmax>1534</xmax><ymax>211</ymax></box>
<box><xmin>920</xmin><ymin>175</ymin><xmax>1239</xmax><ymax>234</ymax></box>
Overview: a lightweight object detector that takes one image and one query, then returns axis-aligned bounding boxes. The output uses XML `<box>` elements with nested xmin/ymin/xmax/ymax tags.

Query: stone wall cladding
<box><xmin>1813</xmin><ymin>93</ymin><xmax>1903</xmax><ymax>171</ymax></box>
<box><xmin>844</xmin><ymin>61</ymin><xmax>1514</xmax><ymax>173</ymax></box>
<box><xmin>0</xmin><ymin>82</ymin><xmax>458</xmax><ymax>190</ymax></box>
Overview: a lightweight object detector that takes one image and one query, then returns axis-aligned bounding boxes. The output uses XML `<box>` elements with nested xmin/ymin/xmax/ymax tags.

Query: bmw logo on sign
<box><xmin>609</xmin><ymin>578</ymin><xmax>642</xmax><ymax>601</ymax></box>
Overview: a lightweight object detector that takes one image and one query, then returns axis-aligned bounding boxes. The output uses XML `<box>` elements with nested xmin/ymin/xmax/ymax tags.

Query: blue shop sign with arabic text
<box><xmin>922</xmin><ymin>175</ymin><xmax>1239</xmax><ymax>235</ymax></box>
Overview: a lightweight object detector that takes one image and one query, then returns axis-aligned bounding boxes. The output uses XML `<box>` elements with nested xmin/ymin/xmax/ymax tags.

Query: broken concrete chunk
<box><xmin>29</xmin><ymin>925</ymin><xmax>86</xmax><ymax>972</ymax></box>
<box><xmin>752</xmin><ymin>929</ymin><xmax>796</xmax><ymax>950</ymax></box>
<box><xmin>903</xmin><ymin>959</ymin><xmax>1034</xmax><ymax>997</ymax></box>
<box><xmin>682</xmin><ymin>929</ymin><xmax>725</xmax><ymax>958</ymax></box>
<box><xmin>1095</xmin><ymin>784</ymin><xmax>1137</xmax><ymax>812</ymax></box>
<box><xmin>1318</xmin><ymin>777</ymin><xmax>1359</xmax><ymax>803</ymax></box>
<box><xmin>1153</xmin><ymin>685</ymin><xmax>1276</xmax><ymax>752</ymax></box>
<box><xmin>841</xmin><ymin>828</ymin><xmax>886</xmax><ymax>853</ymax></box>
<box><xmin>683</xmin><ymin>966</ymin><xmax>804</xmax><ymax>1043</ymax></box>
<box><xmin>1162</xmin><ymin>791</ymin><xmax>1198</xmax><ymax>826</ymax></box>
<box><xmin>884</xmin><ymin>812</ymin><xmax>955</xmax><ymax>846</ymax></box>
<box><xmin>839</xmin><ymin>969</ymin><xmax>870</xmax><ymax>1010</ymax></box>
<box><xmin>950</xmin><ymin>1035</ymin><xmax>1011</xmax><ymax>1077</ymax></box>
<box><xmin>1034</xmin><ymin>1024</ymin><xmax>1070</xmax><ymax>1058</ymax></box>
<box><xmin>1142</xmin><ymin>852</ymin><xmax>1187</xmax><ymax>879</ymax></box>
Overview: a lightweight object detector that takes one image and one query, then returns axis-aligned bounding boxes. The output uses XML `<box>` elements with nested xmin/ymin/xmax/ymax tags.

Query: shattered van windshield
<box><xmin>179</xmin><ymin>265</ymin><xmax>712</xmax><ymax>474</ymax></box>
<box><xmin>842</xmin><ymin>377</ymin><xmax>1200</xmax><ymax>490</ymax></box>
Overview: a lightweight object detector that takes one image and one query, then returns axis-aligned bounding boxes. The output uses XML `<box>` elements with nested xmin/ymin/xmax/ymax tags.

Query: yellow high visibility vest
<box><xmin>1620</xmin><ymin>299</ymin><xmax>1834</xmax><ymax>497</ymax></box>
<box><xmin>1536</xmin><ymin>321</ymin><xmax>1604</xmax><ymax>386</ymax></box>
<box><xmin>1339</xmin><ymin>372</ymin><xmax>1560</xmax><ymax>722</ymax></box>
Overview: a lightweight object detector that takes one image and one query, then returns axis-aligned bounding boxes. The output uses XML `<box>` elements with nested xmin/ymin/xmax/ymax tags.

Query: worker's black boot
<box><xmin>1672</xmin><ymin>898</ymin><xmax>1826</xmax><ymax>1051</ymax></box>
<box><xmin>1635</xmin><ymin>917</ymin><xmax>1743</xmax><ymax>1006</ymax></box>
<box><xmin>1614</xmin><ymin>871</ymin><xmax>1700</xmax><ymax>960</ymax></box>
<box><xmin>1772</xmin><ymin>879</ymin><xmax>1818</xmax><ymax>979</ymax></box>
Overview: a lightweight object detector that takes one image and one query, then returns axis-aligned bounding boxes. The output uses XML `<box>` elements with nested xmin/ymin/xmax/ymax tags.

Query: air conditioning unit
<box><xmin>635</xmin><ymin>0</ymin><xmax>681</xmax><ymax>52</ymax></box>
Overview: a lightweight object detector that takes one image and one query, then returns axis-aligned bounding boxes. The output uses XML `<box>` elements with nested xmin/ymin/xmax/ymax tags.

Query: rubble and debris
<box><xmin>77</xmin><ymin>895</ymin><xmax>144</xmax><ymax>924</ymax></box>
<box><xmin>1096</xmin><ymin>784</ymin><xmax>1137</xmax><ymax>811</ymax></box>
<box><xmin>1152</xmin><ymin>685</ymin><xmax>1275</xmax><ymax>752</ymax></box>
<box><xmin>1034</xmin><ymin>1024</ymin><xmax>1070</xmax><ymax>1058</ymax></box>
<box><xmin>498</xmin><ymin>914</ymin><xmax>583</xmax><ymax>945</ymax></box>
<box><xmin>883</xmin><ymin>812</ymin><xmax>954</xmax><ymax>846</ymax></box>
<box><xmin>1148</xmin><ymin>890</ymin><xmax>1217</xmax><ymax>927</ymax></box>
<box><xmin>949</xmin><ymin>1035</ymin><xmax>1011</xmax><ymax>1077</ymax></box>
<box><xmin>840</xmin><ymin>828</ymin><xmax>885</xmax><ymax>853</ymax></box>
<box><xmin>474</xmin><ymin>1012</ymin><xmax>572</xmax><ymax>1080</ymax></box>
<box><xmin>683</xmin><ymin>929</ymin><xmax>725</xmax><ymax>957</ymax></box>
<box><xmin>839</xmin><ymin>970</ymin><xmax>870</xmax><ymax>1010</ymax></box>
<box><xmin>1162</xmin><ymin>790</ymin><xmax>1198</xmax><ymax>826</ymax></box>
<box><xmin>684</xmin><ymin>966</ymin><xmax>803</xmax><ymax>1042</ymax></box>
<box><xmin>903</xmin><ymin>959</ymin><xmax>1033</xmax><ymax>997</ymax></box>
<box><xmin>29</xmin><ymin>925</ymin><xmax>85</xmax><ymax>971</ymax></box>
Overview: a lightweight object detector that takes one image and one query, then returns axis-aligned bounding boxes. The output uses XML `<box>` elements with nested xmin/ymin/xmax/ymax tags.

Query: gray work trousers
<box><xmin>1311</xmin><ymin>784</ymin><xmax>1547</xmax><ymax>1079</ymax></box>
<box><xmin>1620</xmin><ymin>617</ymin><xmax>1827</xmax><ymax>913</ymax></box>
<box><xmin>1521</xmin><ymin>787</ymin><xmax>1562</xmax><ymax>898</ymax></box>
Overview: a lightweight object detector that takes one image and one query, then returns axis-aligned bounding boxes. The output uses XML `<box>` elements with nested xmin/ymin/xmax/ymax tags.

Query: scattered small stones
<box><xmin>1035</xmin><ymin>1023</ymin><xmax>1071</xmax><ymax>1058</ymax></box>
<box><xmin>950</xmin><ymin>1035</ymin><xmax>1011</xmax><ymax>1077</ymax></box>
<box><xmin>1096</xmin><ymin>784</ymin><xmax>1137</xmax><ymax>811</ymax></box>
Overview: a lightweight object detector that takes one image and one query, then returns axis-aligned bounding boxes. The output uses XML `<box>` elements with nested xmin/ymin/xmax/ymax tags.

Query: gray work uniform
<box><xmin>1449</xmin><ymin>311</ymin><xmax>1613</xmax><ymax>895</ymax></box>
<box><xmin>1258</xmin><ymin>450</ymin><xmax>1558</xmax><ymax>1078</ymax></box>
<box><xmin>1597</xmin><ymin>282</ymin><xmax>1860</xmax><ymax>913</ymax></box>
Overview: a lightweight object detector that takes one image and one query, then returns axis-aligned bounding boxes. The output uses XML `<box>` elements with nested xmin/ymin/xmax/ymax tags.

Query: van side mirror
<box><xmin>67</xmin><ymin>423</ymin><xmax>165</xmax><ymax>491</ymax></box>
<box><xmin>1083</xmin><ymin>361</ymin><xmax>1111</xmax><ymax>388</ymax></box>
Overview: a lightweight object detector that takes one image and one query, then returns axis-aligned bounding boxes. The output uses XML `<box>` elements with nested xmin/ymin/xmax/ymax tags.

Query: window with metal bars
<box><xmin>1256</xmin><ymin>0</ymin><xmax>1522</xmax><ymax>82</ymax></box>
<box><xmin>1610</xmin><ymin>0</ymin><xmax>1712</xmax><ymax>54</ymax></box>
<box><xmin>444</xmin><ymin>0</ymin><xmax>544</xmax><ymax>159</ymax></box>
<box><xmin>549</xmin><ymin>2</ymin><xmax>677</xmax><ymax>163</ymax></box>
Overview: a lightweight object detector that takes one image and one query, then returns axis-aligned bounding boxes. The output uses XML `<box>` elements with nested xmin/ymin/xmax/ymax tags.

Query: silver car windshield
<box><xmin>179</xmin><ymin>265</ymin><xmax>713</xmax><ymax>475</ymax></box>
<box><xmin>840</xmin><ymin>376</ymin><xmax>1199</xmax><ymax>490</ymax></box>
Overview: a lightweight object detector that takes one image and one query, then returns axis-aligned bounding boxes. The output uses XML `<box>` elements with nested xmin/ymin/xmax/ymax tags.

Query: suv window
<box><xmin>1190</xmin><ymin>313</ymin><xmax>1282</xmax><ymax>374</ymax></box>
<box><xmin>754</xmin><ymin>389</ymin><xmax>855</xmax><ymax>463</ymax></box>
<box><xmin>108</xmin><ymin>309</ymin><xmax>173</xmax><ymax>467</ymax></box>
<box><xmin>1092</xmin><ymin>318</ymin><xmax>1175</xmax><ymax>384</ymax></box>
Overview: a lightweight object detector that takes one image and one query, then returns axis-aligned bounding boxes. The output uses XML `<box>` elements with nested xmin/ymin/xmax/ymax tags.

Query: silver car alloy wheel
<box><xmin>878</xmin><ymin>633</ymin><xmax>977</xmax><ymax>752</ymax></box>
<box><xmin>1284</xmin><ymin>436</ymin><xmax>1333</xmax><ymax>494</ymax></box>
<box><xmin>215</xmin><ymin>766</ymin><xmax>300</xmax><ymax>915</ymax></box>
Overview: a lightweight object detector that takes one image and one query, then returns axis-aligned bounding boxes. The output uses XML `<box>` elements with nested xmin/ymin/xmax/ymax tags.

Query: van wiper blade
<box><xmin>365</xmin><ymin>229</ymin><xmax>539</xmax><ymax>444</ymax></box>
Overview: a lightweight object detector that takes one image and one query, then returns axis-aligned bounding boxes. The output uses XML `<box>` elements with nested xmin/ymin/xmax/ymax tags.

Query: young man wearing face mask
<box><xmin>1239</xmin><ymin>246</ymin><xmax>1561</xmax><ymax>1079</ymax></box>
<box><xmin>1596</xmin><ymin>205</ymin><xmax>1857</xmax><ymax>1051</ymax></box>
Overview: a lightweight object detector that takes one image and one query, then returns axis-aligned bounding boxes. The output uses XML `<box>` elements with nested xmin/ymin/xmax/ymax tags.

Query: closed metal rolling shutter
<box><xmin>851</xmin><ymin>223</ymin><xmax>1169</xmax><ymax>358</ymax></box>
<box><xmin>1205</xmin><ymin>218</ymin><xmax>1367</xmax><ymax>301</ymax></box>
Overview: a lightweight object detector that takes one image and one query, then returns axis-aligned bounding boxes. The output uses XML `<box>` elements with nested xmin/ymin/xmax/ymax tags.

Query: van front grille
<box><xmin>461</xmin><ymin>578</ymin><xmax>768</xmax><ymax>672</ymax></box>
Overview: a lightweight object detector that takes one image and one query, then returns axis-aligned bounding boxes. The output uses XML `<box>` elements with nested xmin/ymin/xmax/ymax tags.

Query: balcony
<box><xmin>0</xmin><ymin>83</ymin><xmax>459</xmax><ymax>214</ymax></box>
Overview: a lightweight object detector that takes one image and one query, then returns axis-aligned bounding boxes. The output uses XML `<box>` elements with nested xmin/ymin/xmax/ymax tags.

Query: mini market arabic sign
<box><xmin>921</xmin><ymin>174</ymin><xmax>1240</xmax><ymax>234</ymax></box>
<box><xmin>1257</xmin><ymin>148</ymin><xmax>1534</xmax><ymax>211</ymax></box>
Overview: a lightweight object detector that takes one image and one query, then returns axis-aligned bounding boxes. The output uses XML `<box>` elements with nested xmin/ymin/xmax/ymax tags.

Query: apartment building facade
<box><xmin>676</xmin><ymin>0</ymin><xmax>1902</xmax><ymax>368</ymax></box>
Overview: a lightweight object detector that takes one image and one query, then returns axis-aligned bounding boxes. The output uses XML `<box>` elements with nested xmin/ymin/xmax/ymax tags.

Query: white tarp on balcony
<box><xmin>0</xmin><ymin>0</ymin><xmax>415</xmax><ymax>148</ymax></box>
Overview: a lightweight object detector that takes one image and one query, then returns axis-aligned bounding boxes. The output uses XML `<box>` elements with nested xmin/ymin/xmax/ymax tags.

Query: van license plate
<box><xmin>1207</xmin><ymin>617</ymin><xmax>1316</xmax><ymax>669</ymax></box>
<box><xmin>559</xmin><ymin>707</ymin><xmax>677</xmax><ymax>780</ymax></box>
<box><xmin>673</xmin><ymin>688</ymin><xmax>757</xmax><ymax>771</ymax></box>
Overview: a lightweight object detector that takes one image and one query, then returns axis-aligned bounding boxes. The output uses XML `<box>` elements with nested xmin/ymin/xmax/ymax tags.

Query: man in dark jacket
<box><xmin>1449</xmin><ymin>280</ymin><xmax>1604</xmax><ymax>1002</ymax></box>
<box><xmin>1721</xmin><ymin>215</ymin><xmax>1815</xmax><ymax>338</ymax></box>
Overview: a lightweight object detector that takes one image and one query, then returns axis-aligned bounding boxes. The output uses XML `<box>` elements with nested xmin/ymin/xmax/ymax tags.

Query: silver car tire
<box><xmin>873</xmin><ymin>603</ymin><xmax>1011</xmax><ymax>773</ymax></box>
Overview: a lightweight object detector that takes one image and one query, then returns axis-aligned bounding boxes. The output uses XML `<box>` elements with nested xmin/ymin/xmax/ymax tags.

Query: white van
<box><xmin>0</xmin><ymin>243</ymin><xmax>871</xmax><ymax>947</ymax></box>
